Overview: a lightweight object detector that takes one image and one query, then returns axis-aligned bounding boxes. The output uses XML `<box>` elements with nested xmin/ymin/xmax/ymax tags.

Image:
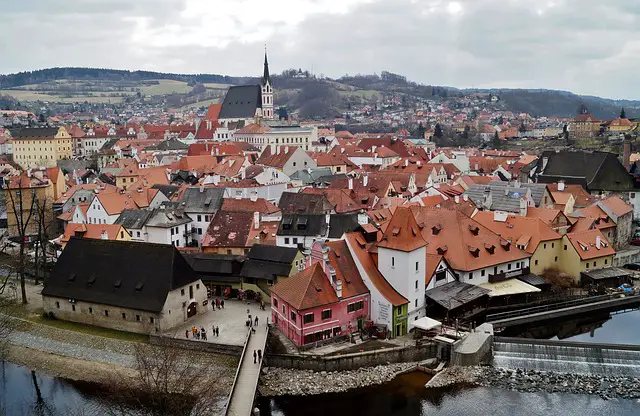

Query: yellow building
<box><xmin>3</xmin><ymin>168</ymin><xmax>66</xmax><ymax>238</ymax></box>
<box><xmin>11</xmin><ymin>127</ymin><xmax>73</xmax><ymax>169</ymax></box>
<box><xmin>568</xmin><ymin>114</ymin><xmax>601</xmax><ymax>139</ymax></box>
<box><xmin>607</xmin><ymin>118</ymin><xmax>635</xmax><ymax>133</ymax></box>
<box><xmin>560</xmin><ymin>230</ymin><xmax>615</xmax><ymax>282</ymax></box>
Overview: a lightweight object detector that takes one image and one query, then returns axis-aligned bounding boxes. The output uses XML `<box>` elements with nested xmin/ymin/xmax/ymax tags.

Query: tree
<box><xmin>434</xmin><ymin>123</ymin><xmax>443</xmax><ymax>139</ymax></box>
<box><xmin>620</xmin><ymin>108</ymin><xmax>626</xmax><ymax>119</ymax></box>
<box><xmin>492</xmin><ymin>131</ymin><xmax>502</xmax><ymax>149</ymax></box>
<box><xmin>38</xmin><ymin>113</ymin><xmax>46</xmax><ymax>123</ymax></box>
<box><xmin>416</xmin><ymin>122</ymin><xmax>426</xmax><ymax>139</ymax></box>
<box><xmin>577</xmin><ymin>103</ymin><xmax>589</xmax><ymax>115</ymax></box>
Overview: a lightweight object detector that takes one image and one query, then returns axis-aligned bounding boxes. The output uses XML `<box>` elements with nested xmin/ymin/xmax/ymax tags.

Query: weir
<box><xmin>493</xmin><ymin>337</ymin><xmax>640</xmax><ymax>377</ymax></box>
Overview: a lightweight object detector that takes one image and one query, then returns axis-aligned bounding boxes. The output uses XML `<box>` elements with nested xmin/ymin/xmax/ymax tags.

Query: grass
<box><xmin>26</xmin><ymin>313</ymin><xmax>149</xmax><ymax>343</ymax></box>
<box><xmin>203</xmin><ymin>82</ymin><xmax>233</xmax><ymax>89</ymax></box>
<box><xmin>175</xmin><ymin>97</ymin><xmax>222</xmax><ymax>111</ymax></box>
<box><xmin>0</xmin><ymin>90</ymin><xmax>125</xmax><ymax>103</ymax></box>
<box><xmin>339</xmin><ymin>89</ymin><xmax>380</xmax><ymax>100</ymax></box>
<box><xmin>140</xmin><ymin>79</ymin><xmax>193</xmax><ymax>95</ymax></box>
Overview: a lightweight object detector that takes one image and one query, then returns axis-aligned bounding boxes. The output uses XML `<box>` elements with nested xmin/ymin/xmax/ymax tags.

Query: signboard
<box><xmin>378</xmin><ymin>301</ymin><xmax>390</xmax><ymax>322</ymax></box>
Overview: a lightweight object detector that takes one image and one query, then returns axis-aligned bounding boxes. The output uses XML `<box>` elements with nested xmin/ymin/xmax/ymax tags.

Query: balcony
<box><xmin>488</xmin><ymin>266</ymin><xmax>530</xmax><ymax>284</ymax></box>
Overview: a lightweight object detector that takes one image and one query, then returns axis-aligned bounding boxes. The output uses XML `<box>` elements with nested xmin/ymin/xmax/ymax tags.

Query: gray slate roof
<box><xmin>488</xmin><ymin>181</ymin><xmax>548</xmax><ymax>206</ymax></box>
<box><xmin>425</xmin><ymin>281</ymin><xmax>491</xmax><ymax>311</ymax></box>
<box><xmin>42</xmin><ymin>238</ymin><xmax>200</xmax><ymax>313</ymax></box>
<box><xmin>278</xmin><ymin>214</ymin><xmax>327</xmax><ymax>237</ymax></box>
<box><xmin>246</xmin><ymin>244</ymin><xmax>299</xmax><ymax>264</ymax></box>
<box><xmin>11</xmin><ymin>127</ymin><xmax>59</xmax><ymax>139</ymax></box>
<box><xmin>464</xmin><ymin>181</ymin><xmax>547</xmax><ymax>212</ymax></box>
<box><xmin>115</xmin><ymin>209</ymin><xmax>154</xmax><ymax>229</ymax></box>
<box><xmin>179</xmin><ymin>187</ymin><xmax>225</xmax><ymax>214</ymax></box>
<box><xmin>328</xmin><ymin>214</ymin><xmax>361</xmax><ymax>239</ymax></box>
<box><xmin>289</xmin><ymin>168</ymin><xmax>334</xmax><ymax>185</ymax></box>
<box><xmin>219</xmin><ymin>85</ymin><xmax>262</xmax><ymax>120</ymax></box>
<box><xmin>146</xmin><ymin>205</ymin><xmax>192</xmax><ymax>228</ymax></box>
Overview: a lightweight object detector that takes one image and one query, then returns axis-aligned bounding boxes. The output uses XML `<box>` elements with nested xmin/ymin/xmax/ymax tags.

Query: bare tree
<box><xmin>101</xmin><ymin>337</ymin><xmax>225</xmax><ymax>416</ymax></box>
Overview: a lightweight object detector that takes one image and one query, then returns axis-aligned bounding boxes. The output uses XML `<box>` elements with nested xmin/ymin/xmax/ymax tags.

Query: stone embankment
<box><xmin>475</xmin><ymin>367</ymin><xmax>640</xmax><ymax>400</ymax></box>
<box><xmin>260</xmin><ymin>362</ymin><xmax>418</xmax><ymax>396</ymax></box>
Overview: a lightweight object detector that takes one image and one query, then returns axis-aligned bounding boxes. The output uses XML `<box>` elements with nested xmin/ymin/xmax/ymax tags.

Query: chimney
<box><xmin>276</xmin><ymin>145</ymin><xmax>281</xmax><ymax>154</ymax></box>
<box><xmin>205</xmin><ymin>142</ymin><xmax>209</xmax><ymax>153</ymax></box>
<box><xmin>624</xmin><ymin>139</ymin><xmax>631</xmax><ymax>167</ymax></box>
<box><xmin>596</xmin><ymin>235</ymin><xmax>602</xmax><ymax>249</ymax></box>
<box><xmin>558</xmin><ymin>180</ymin><xmax>565</xmax><ymax>192</ymax></box>
<box><xmin>482</xmin><ymin>188</ymin><xmax>492</xmax><ymax>210</ymax></box>
<box><xmin>454</xmin><ymin>195</ymin><xmax>460</xmax><ymax>204</ymax></box>
<box><xmin>417</xmin><ymin>160</ymin><xmax>421</xmax><ymax>167</ymax></box>
<box><xmin>284</xmin><ymin>146</ymin><xmax>289</xmax><ymax>154</ymax></box>
<box><xmin>363</xmin><ymin>174</ymin><xmax>369</xmax><ymax>187</ymax></box>
<box><xmin>463</xmin><ymin>194</ymin><xmax>468</xmax><ymax>202</ymax></box>
<box><xmin>371</xmin><ymin>145</ymin><xmax>377</xmax><ymax>153</ymax></box>
<box><xmin>100</xmin><ymin>230</ymin><xmax>108</xmax><ymax>240</ymax></box>
<box><xmin>341</xmin><ymin>147</ymin><xmax>345</xmax><ymax>154</ymax></box>
<box><xmin>199</xmin><ymin>183</ymin><xmax>204</xmax><ymax>193</ymax></box>
<box><xmin>336</xmin><ymin>279</ymin><xmax>343</xmax><ymax>299</ymax></box>
<box><xmin>253</xmin><ymin>211</ymin><xmax>260</xmax><ymax>230</ymax></box>
<box><xmin>348</xmin><ymin>177</ymin><xmax>353</xmax><ymax>190</ymax></box>
<box><xmin>250</xmin><ymin>192</ymin><xmax>257</xmax><ymax>202</ymax></box>
<box><xmin>404</xmin><ymin>159</ymin><xmax>409</xmax><ymax>167</ymax></box>
<box><xmin>519</xmin><ymin>197</ymin><xmax>528</xmax><ymax>217</ymax></box>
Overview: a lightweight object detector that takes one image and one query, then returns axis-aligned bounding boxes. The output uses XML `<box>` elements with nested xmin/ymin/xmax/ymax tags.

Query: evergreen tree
<box><xmin>434</xmin><ymin>123</ymin><xmax>443</xmax><ymax>138</ymax></box>
<box><xmin>492</xmin><ymin>131</ymin><xmax>502</xmax><ymax>149</ymax></box>
<box><xmin>416</xmin><ymin>122</ymin><xmax>426</xmax><ymax>139</ymax></box>
<box><xmin>620</xmin><ymin>108</ymin><xmax>626</xmax><ymax>119</ymax></box>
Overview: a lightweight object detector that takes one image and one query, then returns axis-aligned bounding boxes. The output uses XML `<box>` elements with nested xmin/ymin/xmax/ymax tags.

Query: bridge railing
<box><xmin>486</xmin><ymin>293</ymin><xmax>632</xmax><ymax>322</ymax></box>
<box><xmin>223</xmin><ymin>328</ymin><xmax>252</xmax><ymax>416</ymax></box>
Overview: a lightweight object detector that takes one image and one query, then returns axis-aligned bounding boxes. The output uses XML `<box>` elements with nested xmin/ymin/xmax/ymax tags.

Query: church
<box><xmin>218</xmin><ymin>52</ymin><xmax>275</xmax><ymax>127</ymax></box>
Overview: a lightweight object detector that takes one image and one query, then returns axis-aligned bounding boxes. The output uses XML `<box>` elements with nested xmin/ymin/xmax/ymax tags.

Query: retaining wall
<box><xmin>265</xmin><ymin>344</ymin><xmax>437</xmax><ymax>371</ymax></box>
<box><xmin>149</xmin><ymin>335</ymin><xmax>243</xmax><ymax>355</ymax></box>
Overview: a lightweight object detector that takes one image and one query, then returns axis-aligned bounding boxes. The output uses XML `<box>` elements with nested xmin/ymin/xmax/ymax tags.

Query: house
<box><xmin>144</xmin><ymin>203</ymin><xmax>194</xmax><ymax>248</ymax></box>
<box><xmin>473</xmin><ymin>211</ymin><xmax>563</xmax><ymax>275</ymax></box>
<box><xmin>240</xmin><ymin>244</ymin><xmax>305</xmax><ymax>299</ymax></box>
<box><xmin>178</xmin><ymin>186</ymin><xmax>225</xmax><ymax>247</ymax></box>
<box><xmin>561</xmin><ymin>230</ymin><xmax>616</xmax><ymax>281</ymax></box>
<box><xmin>571</xmin><ymin>195</ymin><xmax>633</xmax><ymax>250</ymax></box>
<box><xmin>181</xmin><ymin>252</ymin><xmax>245</xmax><ymax>297</ymax></box>
<box><xmin>86</xmin><ymin>190</ymin><xmax>166</xmax><ymax>225</ymax></box>
<box><xmin>11</xmin><ymin>127</ymin><xmax>73</xmax><ymax>168</ymax></box>
<box><xmin>276</xmin><ymin>214</ymin><xmax>328</xmax><ymax>249</ymax></box>
<box><xmin>568</xmin><ymin>114</ymin><xmax>600</xmax><ymax>139</ymax></box>
<box><xmin>255</xmin><ymin>146</ymin><xmax>317</xmax><ymax>177</ymax></box>
<box><xmin>201</xmin><ymin>211</ymin><xmax>255</xmax><ymax>255</ymax></box>
<box><xmin>41</xmin><ymin>238</ymin><xmax>208</xmax><ymax>334</ymax></box>
<box><xmin>530</xmin><ymin>151</ymin><xmax>635</xmax><ymax>194</ymax></box>
<box><xmin>242</xmin><ymin>165</ymin><xmax>291</xmax><ymax>185</ymax></box>
<box><xmin>54</xmin><ymin>223</ymin><xmax>131</xmax><ymax>252</ymax></box>
<box><xmin>464</xmin><ymin>181</ymin><xmax>552</xmax><ymax>214</ymax></box>
<box><xmin>313</xmin><ymin>152</ymin><xmax>357</xmax><ymax>174</ymax></box>
<box><xmin>271</xmin><ymin>240</ymin><xmax>370</xmax><ymax>346</ymax></box>
<box><xmin>234</xmin><ymin>123</ymin><xmax>318</xmax><ymax>152</ymax></box>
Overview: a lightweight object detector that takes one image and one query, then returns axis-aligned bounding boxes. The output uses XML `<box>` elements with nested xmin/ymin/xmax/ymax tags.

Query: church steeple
<box><xmin>262</xmin><ymin>50</ymin><xmax>271</xmax><ymax>86</ymax></box>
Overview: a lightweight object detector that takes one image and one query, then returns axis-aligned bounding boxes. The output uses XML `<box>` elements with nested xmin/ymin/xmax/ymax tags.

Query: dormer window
<box><xmin>431</xmin><ymin>224</ymin><xmax>441</xmax><ymax>235</ymax></box>
<box><xmin>485</xmin><ymin>244</ymin><xmax>495</xmax><ymax>254</ymax></box>
<box><xmin>468</xmin><ymin>246</ymin><xmax>480</xmax><ymax>257</ymax></box>
<box><xmin>468</xmin><ymin>225</ymin><xmax>479</xmax><ymax>236</ymax></box>
<box><xmin>437</xmin><ymin>246</ymin><xmax>448</xmax><ymax>255</ymax></box>
<box><xmin>500</xmin><ymin>240</ymin><xmax>511</xmax><ymax>251</ymax></box>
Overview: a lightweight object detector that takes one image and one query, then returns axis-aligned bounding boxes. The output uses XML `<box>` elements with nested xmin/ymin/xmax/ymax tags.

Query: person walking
<box><xmin>221</xmin><ymin>299</ymin><xmax>225</xmax><ymax>309</ymax></box>
<box><xmin>216</xmin><ymin>326</ymin><xmax>219</xmax><ymax>337</ymax></box>
<box><xmin>258</xmin><ymin>349</ymin><xmax>262</xmax><ymax>362</ymax></box>
<box><xmin>253</xmin><ymin>350</ymin><xmax>257</xmax><ymax>364</ymax></box>
<box><xmin>185</xmin><ymin>329</ymin><xmax>189</xmax><ymax>338</ymax></box>
<box><xmin>202</xmin><ymin>328</ymin><xmax>207</xmax><ymax>341</ymax></box>
<box><xmin>255</xmin><ymin>316</ymin><xmax>259</xmax><ymax>326</ymax></box>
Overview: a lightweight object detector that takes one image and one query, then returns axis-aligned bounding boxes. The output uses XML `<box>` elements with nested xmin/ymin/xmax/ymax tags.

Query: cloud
<box><xmin>2</xmin><ymin>0</ymin><xmax>640</xmax><ymax>99</ymax></box>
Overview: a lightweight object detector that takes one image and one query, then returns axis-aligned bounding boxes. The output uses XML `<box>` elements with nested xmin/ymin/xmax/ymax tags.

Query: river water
<box><xmin>4</xmin><ymin>310</ymin><xmax>640</xmax><ymax>415</ymax></box>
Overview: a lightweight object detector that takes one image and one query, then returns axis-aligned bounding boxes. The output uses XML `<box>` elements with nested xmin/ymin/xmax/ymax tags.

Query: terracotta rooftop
<box><xmin>378</xmin><ymin>207</ymin><xmax>427</xmax><ymax>252</ymax></box>
<box><xmin>565</xmin><ymin>229</ymin><xmax>616</xmax><ymax>260</ymax></box>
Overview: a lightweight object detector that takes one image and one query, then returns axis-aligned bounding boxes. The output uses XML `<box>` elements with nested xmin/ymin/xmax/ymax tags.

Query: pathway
<box><xmin>226</xmin><ymin>324</ymin><xmax>268</xmax><ymax>416</ymax></box>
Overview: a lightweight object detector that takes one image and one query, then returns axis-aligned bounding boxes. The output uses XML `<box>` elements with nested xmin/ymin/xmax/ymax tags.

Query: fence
<box><xmin>149</xmin><ymin>334</ymin><xmax>243</xmax><ymax>355</ymax></box>
<box><xmin>266</xmin><ymin>344</ymin><xmax>438</xmax><ymax>372</ymax></box>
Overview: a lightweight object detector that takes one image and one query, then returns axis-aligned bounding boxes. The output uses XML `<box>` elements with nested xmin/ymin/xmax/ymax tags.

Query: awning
<box><xmin>409</xmin><ymin>316</ymin><xmax>442</xmax><ymax>332</ymax></box>
<box><xmin>479</xmin><ymin>278</ymin><xmax>541</xmax><ymax>297</ymax></box>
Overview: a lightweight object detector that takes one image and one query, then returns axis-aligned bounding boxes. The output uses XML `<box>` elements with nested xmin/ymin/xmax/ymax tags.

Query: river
<box><xmin>4</xmin><ymin>310</ymin><xmax>640</xmax><ymax>415</ymax></box>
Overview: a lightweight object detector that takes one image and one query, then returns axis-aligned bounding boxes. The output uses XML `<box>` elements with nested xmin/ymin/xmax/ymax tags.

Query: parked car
<box><xmin>623</xmin><ymin>263</ymin><xmax>640</xmax><ymax>270</ymax></box>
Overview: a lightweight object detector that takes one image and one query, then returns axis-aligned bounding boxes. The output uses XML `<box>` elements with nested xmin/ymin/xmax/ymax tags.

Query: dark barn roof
<box><xmin>181</xmin><ymin>252</ymin><xmax>245</xmax><ymax>284</ymax></box>
<box><xmin>179</xmin><ymin>187</ymin><xmax>225</xmax><ymax>214</ymax></box>
<box><xmin>219</xmin><ymin>85</ymin><xmax>262</xmax><ymax>120</ymax></box>
<box><xmin>277</xmin><ymin>214</ymin><xmax>327</xmax><ymax>237</ymax></box>
<box><xmin>42</xmin><ymin>238</ymin><xmax>200</xmax><ymax>313</ymax></box>
<box><xmin>241</xmin><ymin>244</ymin><xmax>300</xmax><ymax>281</ymax></box>
<box><xmin>246</xmin><ymin>244</ymin><xmax>299</xmax><ymax>263</ymax></box>
<box><xmin>11</xmin><ymin>127</ymin><xmax>60</xmax><ymax>139</ymax></box>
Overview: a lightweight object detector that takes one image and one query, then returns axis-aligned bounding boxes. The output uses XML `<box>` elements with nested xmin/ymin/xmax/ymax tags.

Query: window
<box><xmin>290</xmin><ymin>311</ymin><xmax>296</xmax><ymax>322</ymax></box>
<box><xmin>284</xmin><ymin>237</ymin><xmax>290</xmax><ymax>244</ymax></box>
<box><xmin>468</xmin><ymin>272</ymin><xmax>473</xmax><ymax>280</ymax></box>
<box><xmin>304</xmin><ymin>313</ymin><xmax>314</xmax><ymax>324</ymax></box>
<box><xmin>415</xmin><ymin>280</ymin><xmax>418</xmax><ymax>290</ymax></box>
<box><xmin>481</xmin><ymin>270</ymin><xmax>486</xmax><ymax>277</ymax></box>
<box><xmin>552</xmin><ymin>243</ymin><xmax>555</xmax><ymax>248</ymax></box>
<box><xmin>586</xmin><ymin>262</ymin><xmax>590</xmax><ymax>268</ymax></box>
<box><xmin>198</xmin><ymin>228</ymin><xmax>203</xmax><ymax>235</ymax></box>
<box><xmin>122</xmin><ymin>313</ymin><xmax>127</xmax><ymax>319</ymax></box>
<box><xmin>136</xmin><ymin>315</ymin><xmax>141</xmax><ymax>322</ymax></box>
<box><xmin>397</xmin><ymin>307</ymin><xmax>402</xmax><ymax>316</ymax></box>
<box><xmin>72</xmin><ymin>304</ymin><xmax>76</xmax><ymax>312</ymax></box>
<box><xmin>55</xmin><ymin>301</ymin><xmax>60</xmax><ymax>309</ymax></box>
<box><xmin>508</xmin><ymin>264</ymin><xmax>512</xmax><ymax>270</ymax></box>
<box><xmin>196</xmin><ymin>284</ymin><xmax>200</xmax><ymax>290</ymax></box>
<box><xmin>391</xmin><ymin>257</ymin><xmax>395</xmax><ymax>267</ymax></box>
<box><xmin>415</xmin><ymin>261</ymin><xmax>419</xmax><ymax>272</ymax></box>
<box><xmin>150</xmin><ymin>317</ymin><xmax>155</xmax><ymax>324</ymax></box>
<box><xmin>136</xmin><ymin>231</ymin><xmax>140</xmax><ymax>237</ymax></box>
<box><xmin>181</xmin><ymin>289</ymin><xmax>185</xmax><ymax>296</ymax></box>
<box><xmin>273</xmin><ymin>298</ymin><xmax>278</xmax><ymax>308</ymax></box>
<box><xmin>435</xmin><ymin>271</ymin><xmax>446</xmax><ymax>281</ymax></box>
<box><xmin>535</xmin><ymin>260</ymin><xmax>539</xmax><ymax>265</ymax></box>
<box><xmin>89</xmin><ymin>307</ymin><xmax>93</xmax><ymax>314</ymax></box>
<box><xmin>555</xmin><ymin>256</ymin><xmax>558</xmax><ymax>262</ymax></box>
<box><xmin>197</xmin><ymin>215</ymin><xmax>202</xmax><ymax>222</ymax></box>
<box><xmin>544</xmin><ymin>243</ymin><xmax>547</xmax><ymax>249</ymax></box>
<box><xmin>348</xmin><ymin>301</ymin><xmax>364</xmax><ymax>313</ymax></box>
<box><xmin>322</xmin><ymin>309</ymin><xmax>331</xmax><ymax>320</ymax></box>
<box><xmin>205</xmin><ymin>215</ymin><xmax>210</xmax><ymax>222</ymax></box>
<box><xmin>632</xmin><ymin>193</ymin><xmax>636</xmax><ymax>199</ymax></box>
<box><xmin>564</xmin><ymin>245</ymin><xmax>568</xmax><ymax>251</ymax></box>
<box><xmin>292</xmin><ymin>238</ymin><xmax>298</xmax><ymax>244</ymax></box>
<box><xmin>594</xmin><ymin>261</ymin><xmax>597</xmax><ymax>267</ymax></box>
<box><xmin>282</xmin><ymin>305</ymin><xmax>285</xmax><ymax>314</ymax></box>
<box><xmin>415</xmin><ymin>299</ymin><xmax>418</xmax><ymax>307</ymax></box>
<box><xmin>104</xmin><ymin>310</ymin><xmax>109</xmax><ymax>317</ymax></box>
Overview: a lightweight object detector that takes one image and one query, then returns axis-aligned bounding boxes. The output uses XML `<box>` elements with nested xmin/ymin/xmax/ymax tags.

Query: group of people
<box><xmin>186</xmin><ymin>325</ymin><xmax>219</xmax><ymax>340</ymax></box>
<box><xmin>253</xmin><ymin>349</ymin><xmax>262</xmax><ymax>364</ymax></box>
<box><xmin>212</xmin><ymin>298</ymin><xmax>225</xmax><ymax>310</ymax></box>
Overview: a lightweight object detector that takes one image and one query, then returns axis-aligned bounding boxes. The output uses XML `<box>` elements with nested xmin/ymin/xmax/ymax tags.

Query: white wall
<box><xmin>378</xmin><ymin>246</ymin><xmax>426</xmax><ymax>321</ymax></box>
<box><xmin>455</xmin><ymin>258</ymin><xmax>530</xmax><ymax>285</ymax></box>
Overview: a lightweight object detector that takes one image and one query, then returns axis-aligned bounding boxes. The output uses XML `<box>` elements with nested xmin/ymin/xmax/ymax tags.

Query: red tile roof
<box><xmin>221</xmin><ymin>198</ymin><xmax>280</xmax><ymax>214</ymax></box>
<box><xmin>271</xmin><ymin>263</ymin><xmax>338</xmax><ymax>310</ymax></box>
<box><xmin>565</xmin><ymin>229</ymin><xmax>615</xmax><ymax>260</ymax></box>
<box><xmin>378</xmin><ymin>207</ymin><xmax>427</xmax><ymax>252</ymax></box>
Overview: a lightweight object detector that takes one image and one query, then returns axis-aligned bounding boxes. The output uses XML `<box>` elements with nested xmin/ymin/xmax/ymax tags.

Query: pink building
<box><xmin>270</xmin><ymin>240</ymin><xmax>370</xmax><ymax>346</ymax></box>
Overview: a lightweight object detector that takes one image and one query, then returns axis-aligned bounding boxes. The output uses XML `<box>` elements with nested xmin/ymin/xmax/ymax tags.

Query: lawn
<box><xmin>0</xmin><ymin>90</ymin><xmax>126</xmax><ymax>103</ymax></box>
<box><xmin>140</xmin><ymin>79</ymin><xmax>193</xmax><ymax>95</ymax></box>
<box><xmin>339</xmin><ymin>89</ymin><xmax>380</xmax><ymax>100</ymax></box>
<box><xmin>26</xmin><ymin>313</ymin><xmax>149</xmax><ymax>343</ymax></box>
<box><xmin>175</xmin><ymin>97</ymin><xmax>222</xmax><ymax>111</ymax></box>
<box><xmin>203</xmin><ymin>82</ymin><xmax>233</xmax><ymax>89</ymax></box>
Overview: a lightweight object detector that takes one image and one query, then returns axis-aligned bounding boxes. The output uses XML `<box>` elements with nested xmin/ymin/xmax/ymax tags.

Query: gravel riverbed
<box><xmin>260</xmin><ymin>362</ymin><xmax>420</xmax><ymax>396</ymax></box>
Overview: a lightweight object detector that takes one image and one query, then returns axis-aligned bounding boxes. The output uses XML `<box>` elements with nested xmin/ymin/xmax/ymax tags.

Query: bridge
<box><xmin>224</xmin><ymin>325</ymin><xmax>269</xmax><ymax>416</ymax></box>
<box><xmin>486</xmin><ymin>293</ymin><xmax>640</xmax><ymax>329</ymax></box>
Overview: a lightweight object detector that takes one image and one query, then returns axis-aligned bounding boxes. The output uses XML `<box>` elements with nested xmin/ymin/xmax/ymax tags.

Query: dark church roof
<box><xmin>42</xmin><ymin>238</ymin><xmax>200</xmax><ymax>313</ymax></box>
<box><xmin>219</xmin><ymin>85</ymin><xmax>262</xmax><ymax>120</ymax></box>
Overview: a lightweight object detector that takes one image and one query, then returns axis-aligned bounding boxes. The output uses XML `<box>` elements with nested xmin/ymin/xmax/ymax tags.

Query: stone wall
<box><xmin>149</xmin><ymin>334</ymin><xmax>243</xmax><ymax>356</ymax></box>
<box><xmin>265</xmin><ymin>344</ymin><xmax>437</xmax><ymax>372</ymax></box>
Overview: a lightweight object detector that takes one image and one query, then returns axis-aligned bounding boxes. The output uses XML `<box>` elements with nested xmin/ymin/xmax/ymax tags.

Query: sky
<box><xmin>2</xmin><ymin>0</ymin><xmax>640</xmax><ymax>99</ymax></box>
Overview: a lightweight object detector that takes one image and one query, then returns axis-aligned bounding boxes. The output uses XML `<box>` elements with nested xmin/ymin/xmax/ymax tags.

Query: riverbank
<box><xmin>259</xmin><ymin>361</ymin><xmax>426</xmax><ymax>396</ymax></box>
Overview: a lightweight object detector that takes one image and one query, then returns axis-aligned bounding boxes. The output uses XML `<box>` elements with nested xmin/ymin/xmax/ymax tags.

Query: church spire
<box><xmin>262</xmin><ymin>47</ymin><xmax>271</xmax><ymax>86</ymax></box>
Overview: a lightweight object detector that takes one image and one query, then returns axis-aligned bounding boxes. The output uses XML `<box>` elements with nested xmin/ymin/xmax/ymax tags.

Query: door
<box><xmin>187</xmin><ymin>302</ymin><xmax>197</xmax><ymax>318</ymax></box>
<box><xmin>395</xmin><ymin>324</ymin><xmax>401</xmax><ymax>337</ymax></box>
<box><xmin>189</xmin><ymin>285</ymin><xmax>194</xmax><ymax>299</ymax></box>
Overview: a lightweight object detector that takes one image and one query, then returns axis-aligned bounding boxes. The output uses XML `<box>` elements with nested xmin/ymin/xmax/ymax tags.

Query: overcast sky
<box><xmin>3</xmin><ymin>0</ymin><xmax>639</xmax><ymax>99</ymax></box>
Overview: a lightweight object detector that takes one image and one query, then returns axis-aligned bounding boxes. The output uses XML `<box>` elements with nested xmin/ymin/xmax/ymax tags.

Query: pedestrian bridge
<box><xmin>224</xmin><ymin>324</ymin><xmax>269</xmax><ymax>416</ymax></box>
<box><xmin>487</xmin><ymin>293</ymin><xmax>640</xmax><ymax>329</ymax></box>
